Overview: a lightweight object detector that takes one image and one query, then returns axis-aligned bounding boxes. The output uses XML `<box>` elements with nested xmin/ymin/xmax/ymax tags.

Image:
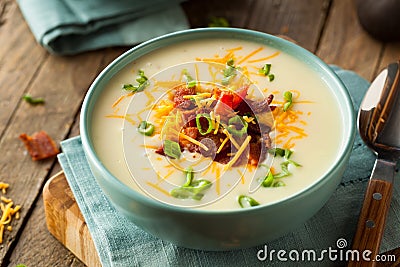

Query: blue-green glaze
<box><xmin>80</xmin><ymin>28</ymin><xmax>355</xmax><ymax>250</ymax></box>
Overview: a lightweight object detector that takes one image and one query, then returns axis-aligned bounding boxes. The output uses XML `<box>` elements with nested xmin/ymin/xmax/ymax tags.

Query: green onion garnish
<box><xmin>268</xmin><ymin>74</ymin><xmax>275</xmax><ymax>81</ymax></box>
<box><xmin>22</xmin><ymin>94</ymin><xmax>45</xmax><ymax>105</ymax></box>
<box><xmin>268</xmin><ymin>147</ymin><xmax>285</xmax><ymax>157</ymax></box>
<box><xmin>137</xmin><ymin>121</ymin><xmax>155</xmax><ymax>136</ymax></box>
<box><xmin>227</xmin><ymin>116</ymin><xmax>248</xmax><ymax>137</ymax></box>
<box><xmin>262</xmin><ymin>171</ymin><xmax>274</xmax><ymax>187</ymax></box>
<box><xmin>283</xmin><ymin>91</ymin><xmax>293</xmax><ymax>112</ymax></box>
<box><xmin>123</xmin><ymin>69</ymin><xmax>149</xmax><ymax>92</ymax></box>
<box><xmin>238</xmin><ymin>195</ymin><xmax>260</xmax><ymax>208</ymax></box>
<box><xmin>182</xmin><ymin>69</ymin><xmax>197</xmax><ymax>88</ymax></box>
<box><xmin>273</xmin><ymin>159</ymin><xmax>302</xmax><ymax>179</ymax></box>
<box><xmin>170</xmin><ymin>168</ymin><xmax>212</xmax><ymax>201</ymax></box>
<box><xmin>163</xmin><ymin>140</ymin><xmax>181</xmax><ymax>159</ymax></box>
<box><xmin>183</xmin><ymin>166</ymin><xmax>194</xmax><ymax>187</ymax></box>
<box><xmin>259</xmin><ymin>63</ymin><xmax>271</xmax><ymax>76</ymax></box>
<box><xmin>273</xmin><ymin>180</ymin><xmax>286</xmax><ymax>187</ymax></box>
<box><xmin>222</xmin><ymin>59</ymin><xmax>237</xmax><ymax>85</ymax></box>
<box><xmin>196</xmin><ymin>113</ymin><xmax>213</xmax><ymax>135</ymax></box>
<box><xmin>268</xmin><ymin>147</ymin><xmax>293</xmax><ymax>159</ymax></box>
<box><xmin>259</xmin><ymin>64</ymin><xmax>275</xmax><ymax>82</ymax></box>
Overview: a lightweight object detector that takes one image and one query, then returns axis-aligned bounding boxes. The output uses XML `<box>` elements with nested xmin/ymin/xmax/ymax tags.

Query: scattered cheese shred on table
<box><xmin>0</xmin><ymin>182</ymin><xmax>21</xmax><ymax>244</ymax></box>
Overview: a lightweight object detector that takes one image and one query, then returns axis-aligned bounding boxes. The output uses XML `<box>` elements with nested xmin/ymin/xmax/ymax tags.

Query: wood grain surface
<box><xmin>0</xmin><ymin>0</ymin><xmax>399</xmax><ymax>266</ymax></box>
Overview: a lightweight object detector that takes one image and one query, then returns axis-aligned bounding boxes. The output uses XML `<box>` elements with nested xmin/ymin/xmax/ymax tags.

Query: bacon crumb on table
<box><xmin>19</xmin><ymin>131</ymin><xmax>60</xmax><ymax>161</ymax></box>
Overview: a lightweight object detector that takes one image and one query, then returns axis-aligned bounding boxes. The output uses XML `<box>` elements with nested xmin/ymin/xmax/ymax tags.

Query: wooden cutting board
<box><xmin>43</xmin><ymin>171</ymin><xmax>101</xmax><ymax>267</ymax></box>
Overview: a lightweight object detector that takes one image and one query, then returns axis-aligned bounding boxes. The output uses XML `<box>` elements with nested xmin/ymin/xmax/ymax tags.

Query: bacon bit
<box><xmin>19</xmin><ymin>131</ymin><xmax>59</xmax><ymax>161</ymax></box>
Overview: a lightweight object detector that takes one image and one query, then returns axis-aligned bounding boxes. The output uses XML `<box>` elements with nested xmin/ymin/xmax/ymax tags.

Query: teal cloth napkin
<box><xmin>58</xmin><ymin>67</ymin><xmax>400</xmax><ymax>266</ymax></box>
<box><xmin>17</xmin><ymin>0</ymin><xmax>189</xmax><ymax>55</ymax></box>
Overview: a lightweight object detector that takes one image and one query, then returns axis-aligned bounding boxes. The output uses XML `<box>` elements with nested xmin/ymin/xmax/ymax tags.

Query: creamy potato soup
<box><xmin>91</xmin><ymin>38</ymin><xmax>343</xmax><ymax>210</ymax></box>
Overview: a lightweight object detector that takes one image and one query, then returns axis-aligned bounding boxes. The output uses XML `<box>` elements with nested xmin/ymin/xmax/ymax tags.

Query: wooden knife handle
<box><xmin>348</xmin><ymin>179</ymin><xmax>393</xmax><ymax>266</ymax></box>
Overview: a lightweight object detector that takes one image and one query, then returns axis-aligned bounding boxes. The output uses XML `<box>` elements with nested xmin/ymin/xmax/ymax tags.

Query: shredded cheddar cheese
<box><xmin>0</xmin><ymin>182</ymin><xmax>21</xmax><ymax>244</ymax></box>
<box><xmin>237</xmin><ymin>47</ymin><xmax>263</xmax><ymax>64</ymax></box>
<box><xmin>271</xmin><ymin>90</ymin><xmax>310</xmax><ymax>149</ymax></box>
<box><xmin>222</xmin><ymin>129</ymin><xmax>241</xmax><ymax>150</ymax></box>
<box><xmin>216</xmin><ymin>136</ymin><xmax>229</xmax><ymax>154</ymax></box>
<box><xmin>247</xmin><ymin>51</ymin><xmax>280</xmax><ymax>63</ymax></box>
<box><xmin>223</xmin><ymin>135</ymin><xmax>252</xmax><ymax>170</ymax></box>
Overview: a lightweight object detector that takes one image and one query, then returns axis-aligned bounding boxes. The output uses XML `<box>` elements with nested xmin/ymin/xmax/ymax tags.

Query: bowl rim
<box><xmin>80</xmin><ymin>27</ymin><xmax>355</xmax><ymax>215</ymax></box>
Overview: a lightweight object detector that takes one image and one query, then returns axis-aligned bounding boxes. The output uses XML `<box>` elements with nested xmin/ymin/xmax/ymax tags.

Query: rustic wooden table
<box><xmin>0</xmin><ymin>0</ymin><xmax>399</xmax><ymax>266</ymax></box>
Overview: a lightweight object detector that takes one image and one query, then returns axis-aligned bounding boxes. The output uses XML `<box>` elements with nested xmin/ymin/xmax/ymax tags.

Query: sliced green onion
<box><xmin>259</xmin><ymin>63</ymin><xmax>271</xmax><ymax>76</ymax></box>
<box><xmin>183</xmin><ymin>167</ymin><xmax>194</xmax><ymax>187</ymax></box>
<box><xmin>182</xmin><ymin>69</ymin><xmax>197</xmax><ymax>88</ymax></box>
<box><xmin>262</xmin><ymin>171</ymin><xmax>274</xmax><ymax>187</ymax></box>
<box><xmin>268</xmin><ymin>147</ymin><xmax>285</xmax><ymax>157</ymax></box>
<box><xmin>22</xmin><ymin>94</ymin><xmax>45</xmax><ymax>105</ymax></box>
<box><xmin>268</xmin><ymin>74</ymin><xmax>275</xmax><ymax>81</ymax></box>
<box><xmin>137</xmin><ymin>121</ymin><xmax>155</xmax><ymax>136</ymax></box>
<box><xmin>274</xmin><ymin>159</ymin><xmax>302</xmax><ymax>178</ymax></box>
<box><xmin>123</xmin><ymin>69</ymin><xmax>149</xmax><ymax>92</ymax></box>
<box><xmin>187</xmin><ymin>80</ymin><xmax>197</xmax><ymax>88</ymax></box>
<box><xmin>238</xmin><ymin>195</ymin><xmax>260</xmax><ymax>208</ymax></box>
<box><xmin>196</xmin><ymin>113</ymin><xmax>213</xmax><ymax>135</ymax></box>
<box><xmin>227</xmin><ymin>116</ymin><xmax>248</xmax><ymax>137</ymax></box>
<box><xmin>259</xmin><ymin>64</ymin><xmax>275</xmax><ymax>82</ymax></box>
<box><xmin>283</xmin><ymin>91</ymin><xmax>293</xmax><ymax>112</ymax></box>
<box><xmin>170</xmin><ymin>179</ymin><xmax>212</xmax><ymax>201</ymax></box>
<box><xmin>268</xmin><ymin>147</ymin><xmax>293</xmax><ymax>159</ymax></box>
<box><xmin>222</xmin><ymin>59</ymin><xmax>237</xmax><ymax>85</ymax></box>
<box><xmin>284</xmin><ymin>149</ymin><xmax>293</xmax><ymax>159</ymax></box>
<box><xmin>163</xmin><ymin>140</ymin><xmax>181</xmax><ymax>159</ymax></box>
<box><xmin>273</xmin><ymin>180</ymin><xmax>286</xmax><ymax>187</ymax></box>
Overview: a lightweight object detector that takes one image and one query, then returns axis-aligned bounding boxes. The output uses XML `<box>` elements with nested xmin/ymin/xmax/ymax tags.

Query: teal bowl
<box><xmin>80</xmin><ymin>28</ymin><xmax>355</xmax><ymax>250</ymax></box>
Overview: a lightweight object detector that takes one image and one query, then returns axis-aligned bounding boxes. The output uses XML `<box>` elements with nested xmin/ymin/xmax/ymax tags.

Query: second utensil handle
<box><xmin>348</xmin><ymin>179</ymin><xmax>393</xmax><ymax>266</ymax></box>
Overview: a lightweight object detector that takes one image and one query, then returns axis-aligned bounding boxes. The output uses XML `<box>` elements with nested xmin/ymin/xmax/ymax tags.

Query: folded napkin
<box><xmin>17</xmin><ymin>0</ymin><xmax>189</xmax><ymax>55</ymax></box>
<box><xmin>58</xmin><ymin>67</ymin><xmax>400</xmax><ymax>267</ymax></box>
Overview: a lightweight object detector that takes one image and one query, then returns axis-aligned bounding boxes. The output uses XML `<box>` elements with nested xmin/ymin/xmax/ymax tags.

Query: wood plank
<box><xmin>6</xmin><ymin>47</ymin><xmax>125</xmax><ymax>266</ymax></box>
<box><xmin>316</xmin><ymin>0</ymin><xmax>382</xmax><ymax>81</ymax></box>
<box><xmin>7</xmin><ymin>177</ymin><xmax>86</xmax><ymax>267</ymax></box>
<box><xmin>0</xmin><ymin>0</ymin><xmax>48</xmax><ymax>136</ymax></box>
<box><xmin>246</xmin><ymin>0</ymin><xmax>331</xmax><ymax>53</ymax></box>
<box><xmin>0</xmin><ymin>47</ymin><xmax>113</xmax><ymax>266</ymax></box>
